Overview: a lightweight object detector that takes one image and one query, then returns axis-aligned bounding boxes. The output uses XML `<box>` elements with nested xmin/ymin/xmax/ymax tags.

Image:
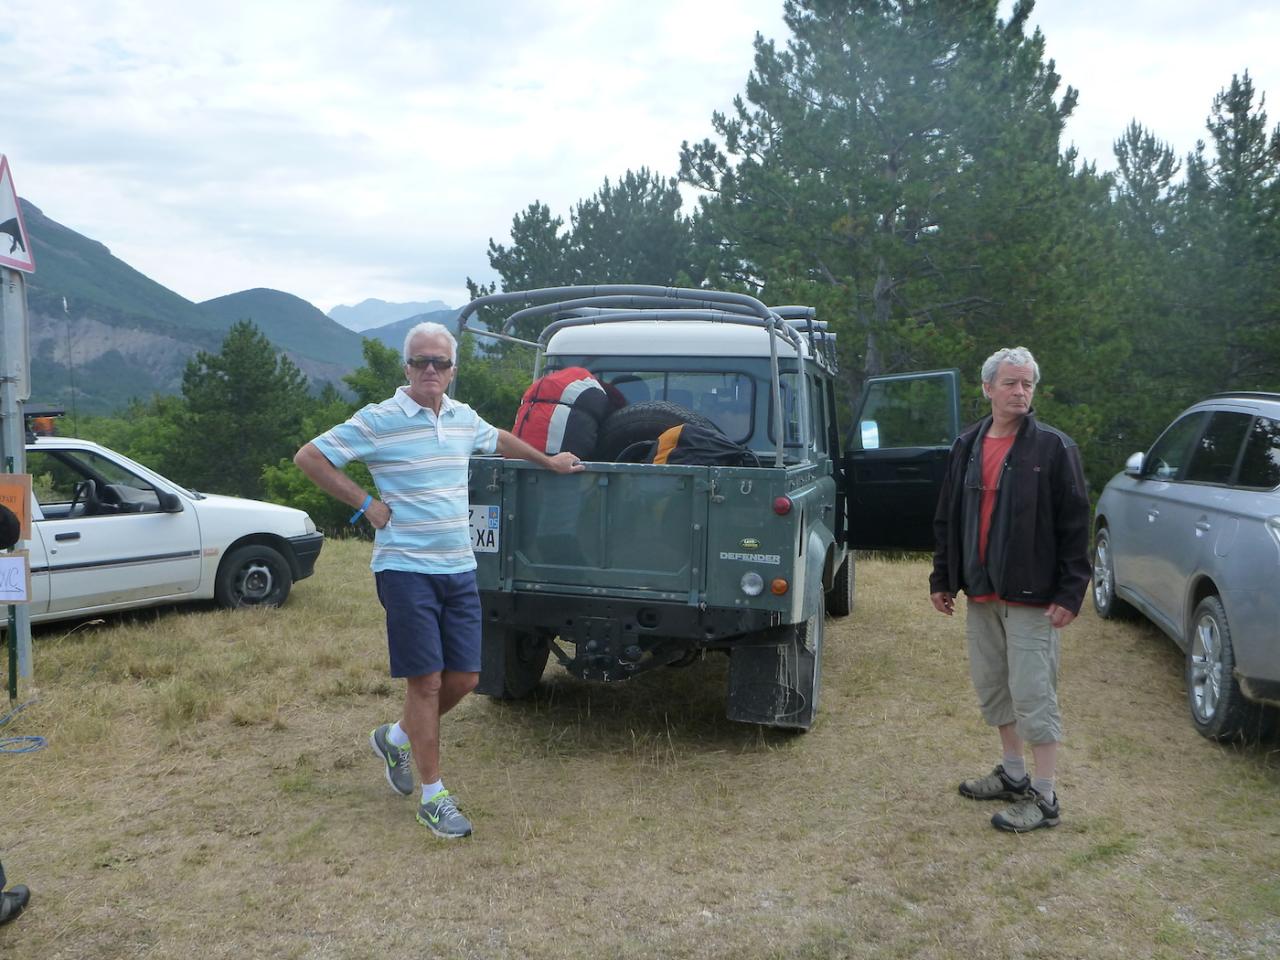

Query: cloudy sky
<box><xmin>2</xmin><ymin>1</ymin><xmax>1276</xmax><ymax>314</ymax></box>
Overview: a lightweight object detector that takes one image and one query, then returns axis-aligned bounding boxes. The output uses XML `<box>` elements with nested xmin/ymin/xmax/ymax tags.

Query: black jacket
<box><xmin>929</xmin><ymin>411</ymin><xmax>1091</xmax><ymax>614</ymax></box>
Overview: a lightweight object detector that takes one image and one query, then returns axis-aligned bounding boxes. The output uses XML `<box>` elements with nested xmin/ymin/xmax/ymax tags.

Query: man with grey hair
<box><xmin>929</xmin><ymin>346</ymin><xmax>1090</xmax><ymax>832</ymax></box>
<box><xmin>295</xmin><ymin>320</ymin><xmax>584</xmax><ymax>839</ymax></box>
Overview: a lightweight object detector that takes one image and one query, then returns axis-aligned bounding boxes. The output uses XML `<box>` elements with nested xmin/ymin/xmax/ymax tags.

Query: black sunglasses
<box><xmin>405</xmin><ymin>355</ymin><xmax>454</xmax><ymax>371</ymax></box>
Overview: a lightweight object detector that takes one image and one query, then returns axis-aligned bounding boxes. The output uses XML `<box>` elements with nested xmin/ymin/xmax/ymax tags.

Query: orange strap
<box><xmin>652</xmin><ymin>425</ymin><xmax>683</xmax><ymax>464</ymax></box>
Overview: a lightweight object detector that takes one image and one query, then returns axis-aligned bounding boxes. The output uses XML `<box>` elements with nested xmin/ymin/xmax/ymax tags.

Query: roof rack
<box><xmin>1207</xmin><ymin>391</ymin><xmax>1280</xmax><ymax>402</ymax></box>
<box><xmin>456</xmin><ymin>285</ymin><xmax>838</xmax><ymax>373</ymax></box>
<box><xmin>456</xmin><ymin>285</ymin><xmax>836</xmax><ymax>467</ymax></box>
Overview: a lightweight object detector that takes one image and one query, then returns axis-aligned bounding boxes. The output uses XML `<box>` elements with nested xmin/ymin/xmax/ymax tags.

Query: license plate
<box><xmin>469</xmin><ymin>505</ymin><xmax>500</xmax><ymax>553</ymax></box>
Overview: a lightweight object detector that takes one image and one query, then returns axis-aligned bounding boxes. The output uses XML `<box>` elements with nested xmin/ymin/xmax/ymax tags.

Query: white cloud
<box><xmin>1012</xmin><ymin>0</ymin><xmax>1280</xmax><ymax>166</ymax></box>
<box><xmin>3</xmin><ymin>1</ymin><xmax>1277</xmax><ymax>311</ymax></box>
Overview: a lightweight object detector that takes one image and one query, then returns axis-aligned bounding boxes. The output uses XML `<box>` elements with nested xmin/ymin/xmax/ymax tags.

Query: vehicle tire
<box><xmin>594</xmin><ymin>401</ymin><xmax>717</xmax><ymax>462</ymax></box>
<box><xmin>1091</xmin><ymin>526</ymin><xmax>1135</xmax><ymax>620</ymax></box>
<box><xmin>214</xmin><ymin>544</ymin><xmax>293</xmax><ymax>609</ymax></box>
<box><xmin>478</xmin><ymin>627</ymin><xmax>550</xmax><ymax>700</ymax></box>
<box><xmin>825</xmin><ymin>555</ymin><xmax>854</xmax><ymax>617</ymax></box>
<box><xmin>1186</xmin><ymin>596</ymin><xmax>1257</xmax><ymax>741</ymax></box>
<box><xmin>792</xmin><ymin>586</ymin><xmax>825</xmax><ymax>727</ymax></box>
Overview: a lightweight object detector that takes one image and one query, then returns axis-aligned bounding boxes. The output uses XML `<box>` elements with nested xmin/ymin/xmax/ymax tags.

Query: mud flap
<box><xmin>725</xmin><ymin>611</ymin><xmax>823</xmax><ymax>731</ymax></box>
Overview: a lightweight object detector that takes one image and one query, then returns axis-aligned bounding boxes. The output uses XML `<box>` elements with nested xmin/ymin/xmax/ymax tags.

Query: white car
<box><xmin>21</xmin><ymin>436</ymin><xmax>324</xmax><ymax>624</ymax></box>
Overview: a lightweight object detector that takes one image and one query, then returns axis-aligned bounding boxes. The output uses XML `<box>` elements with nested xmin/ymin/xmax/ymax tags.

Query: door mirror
<box><xmin>157</xmin><ymin>491</ymin><xmax>183</xmax><ymax>513</ymax></box>
<box><xmin>859</xmin><ymin>420</ymin><xmax>880</xmax><ymax>450</ymax></box>
<box><xmin>1124</xmin><ymin>452</ymin><xmax>1145</xmax><ymax>477</ymax></box>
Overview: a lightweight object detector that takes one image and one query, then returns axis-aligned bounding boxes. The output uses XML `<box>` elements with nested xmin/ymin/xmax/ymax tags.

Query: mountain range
<box><xmin>328</xmin><ymin>298</ymin><xmax>452</xmax><ymax>332</ymax></box>
<box><xmin>17</xmin><ymin>199</ymin><xmax>467</xmax><ymax>415</ymax></box>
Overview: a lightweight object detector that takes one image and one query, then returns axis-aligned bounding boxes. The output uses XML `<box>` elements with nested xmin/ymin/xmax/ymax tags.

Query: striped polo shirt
<box><xmin>310</xmin><ymin>387</ymin><xmax>499</xmax><ymax>574</ymax></box>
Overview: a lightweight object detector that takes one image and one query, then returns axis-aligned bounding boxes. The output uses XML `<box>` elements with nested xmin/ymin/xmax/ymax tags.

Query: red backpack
<box><xmin>511</xmin><ymin>366</ymin><xmax>613</xmax><ymax>458</ymax></box>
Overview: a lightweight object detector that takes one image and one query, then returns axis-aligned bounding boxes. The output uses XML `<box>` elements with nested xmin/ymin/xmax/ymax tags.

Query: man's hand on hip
<box><xmin>366</xmin><ymin>500</ymin><xmax>392</xmax><ymax>529</ymax></box>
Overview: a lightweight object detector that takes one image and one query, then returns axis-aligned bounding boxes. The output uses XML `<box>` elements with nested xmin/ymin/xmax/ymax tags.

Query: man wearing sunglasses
<box><xmin>295</xmin><ymin>321</ymin><xmax>584</xmax><ymax>839</ymax></box>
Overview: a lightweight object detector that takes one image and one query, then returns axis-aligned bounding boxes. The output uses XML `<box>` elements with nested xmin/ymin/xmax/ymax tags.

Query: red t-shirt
<box><xmin>978</xmin><ymin>432</ymin><xmax>1015</xmax><ymax>563</ymax></box>
<box><xmin>970</xmin><ymin>432</ymin><xmax>1026</xmax><ymax>605</ymax></box>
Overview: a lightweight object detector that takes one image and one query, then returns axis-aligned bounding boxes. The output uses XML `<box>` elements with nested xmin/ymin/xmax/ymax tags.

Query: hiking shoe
<box><xmin>369</xmin><ymin>724</ymin><xmax>414</xmax><ymax>796</ymax></box>
<box><xmin>958</xmin><ymin>764</ymin><xmax>1031</xmax><ymax>801</ymax></box>
<box><xmin>0</xmin><ymin>885</ymin><xmax>29</xmax><ymax>926</ymax></box>
<box><xmin>416</xmin><ymin>789</ymin><xmax>473</xmax><ymax>839</ymax></box>
<box><xmin>992</xmin><ymin>788</ymin><xmax>1061</xmax><ymax>833</ymax></box>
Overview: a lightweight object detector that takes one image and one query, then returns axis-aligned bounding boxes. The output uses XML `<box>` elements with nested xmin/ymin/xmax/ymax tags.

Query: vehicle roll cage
<box><xmin>455</xmin><ymin>285</ymin><xmax>837</xmax><ymax>468</ymax></box>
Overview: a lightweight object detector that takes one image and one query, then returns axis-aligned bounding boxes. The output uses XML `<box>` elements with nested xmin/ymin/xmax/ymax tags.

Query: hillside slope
<box><xmin>19</xmin><ymin>199</ymin><xmax>367</xmax><ymax>412</ymax></box>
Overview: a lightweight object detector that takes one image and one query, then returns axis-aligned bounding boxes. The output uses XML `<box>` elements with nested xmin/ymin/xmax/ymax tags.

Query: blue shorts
<box><xmin>374</xmin><ymin>569</ymin><xmax>482</xmax><ymax>678</ymax></box>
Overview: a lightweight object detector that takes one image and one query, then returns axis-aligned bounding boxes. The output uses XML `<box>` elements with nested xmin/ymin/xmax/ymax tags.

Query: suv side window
<box><xmin>810</xmin><ymin>376</ymin><xmax>827</xmax><ymax>454</ymax></box>
<box><xmin>1236</xmin><ymin>415</ymin><xmax>1280</xmax><ymax>489</ymax></box>
<box><xmin>768</xmin><ymin>374</ymin><xmax>804</xmax><ymax>449</ymax></box>
<box><xmin>1184</xmin><ymin>411</ymin><xmax>1251</xmax><ymax>484</ymax></box>
<box><xmin>1143</xmin><ymin>411</ymin><xmax>1210</xmax><ymax>480</ymax></box>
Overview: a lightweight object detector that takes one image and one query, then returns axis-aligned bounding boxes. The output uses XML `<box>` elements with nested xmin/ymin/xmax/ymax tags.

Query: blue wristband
<box><xmin>349</xmin><ymin>493</ymin><xmax>373</xmax><ymax>524</ymax></box>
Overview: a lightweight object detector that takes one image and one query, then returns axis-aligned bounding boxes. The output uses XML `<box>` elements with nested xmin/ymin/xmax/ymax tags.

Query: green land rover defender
<box><xmin>461</xmin><ymin>286</ymin><xmax>958</xmax><ymax>730</ymax></box>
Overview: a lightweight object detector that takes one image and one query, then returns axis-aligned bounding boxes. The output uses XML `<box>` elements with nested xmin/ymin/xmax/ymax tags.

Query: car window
<box><xmin>852</xmin><ymin>375</ymin><xmax>956</xmax><ymax>450</ymax></box>
<box><xmin>599</xmin><ymin>371</ymin><xmax>755</xmax><ymax>442</ymax></box>
<box><xmin>1142</xmin><ymin>411</ymin><xmax>1210</xmax><ymax>480</ymax></box>
<box><xmin>809</xmin><ymin>376</ymin><xmax>827</xmax><ymax>454</ymax></box>
<box><xmin>28</xmin><ymin>449</ymin><xmax>164</xmax><ymax>519</ymax></box>
<box><xmin>27</xmin><ymin>451</ymin><xmax>84</xmax><ymax>505</ymax></box>
<box><xmin>768</xmin><ymin>374</ymin><xmax>804</xmax><ymax>448</ymax></box>
<box><xmin>1236</xmin><ymin>415</ymin><xmax>1280</xmax><ymax>490</ymax></box>
<box><xmin>1184</xmin><ymin>412</ymin><xmax>1251</xmax><ymax>484</ymax></box>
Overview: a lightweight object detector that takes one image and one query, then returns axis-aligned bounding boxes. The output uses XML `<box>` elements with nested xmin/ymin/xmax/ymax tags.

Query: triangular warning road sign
<box><xmin>0</xmin><ymin>155</ymin><xmax>35</xmax><ymax>273</ymax></box>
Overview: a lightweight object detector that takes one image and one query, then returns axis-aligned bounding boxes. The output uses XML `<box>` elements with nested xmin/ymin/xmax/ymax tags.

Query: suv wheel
<box><xmin>478</xmin><ymin>626</ymin><xmax>550</xmax><ymax>700</ymax></box>
<box><xmin>1091</xmin><ymin>526</ymin><xmax>1133</xmax><ymax>620</ymax></box>
<box><xmin>594</xmin><ymin>401</ymin><xmax>717</xmax><ymax>462</ymax></box>
<box><xmin>825</xmin><ymin>555</ymin><xmax>854</xmax><ymax>617</ymax></box>
<box><xmin>1186</xmin><ymin>596</ymin><xmax>1255</xmax><ymax>740</ymax></box>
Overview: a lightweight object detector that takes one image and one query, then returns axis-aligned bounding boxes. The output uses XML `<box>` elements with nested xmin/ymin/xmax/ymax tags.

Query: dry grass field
<box><xmin>2</xmin><ymin>539</ymin><xmax>1278</xmax><ymax>959</ymax></box>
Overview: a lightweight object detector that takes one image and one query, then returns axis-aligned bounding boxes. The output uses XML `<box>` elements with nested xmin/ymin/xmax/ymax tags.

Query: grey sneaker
<box><xmin>992</xmin><ymin>788</ymin><xmax>1061</xmax><ymax>833</ymax></box>
<box><xmin>958</xmin><ymin>764</ymin><xmax>1031</xmax><ymax>801</ymax></box>
<box><xmin>369</xmin><ymin>724</ymin><xmax>414</xmax><ymax>796</ymax></box>
<box><xmin>0</xmin><ymin>885</ymin><xmax>30</xmax><ymax>926</ymax></box>
<box><xmin>417</xmin><ymin>789</ymin><xmax>473</xmax><ymax>839</ymax></box>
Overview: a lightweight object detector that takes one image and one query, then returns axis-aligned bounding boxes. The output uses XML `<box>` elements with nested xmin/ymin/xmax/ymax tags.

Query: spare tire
<box><xmin>594</xmin><ymin>401</ymin><xmax>718</xmax><ymax>461</ymax></box>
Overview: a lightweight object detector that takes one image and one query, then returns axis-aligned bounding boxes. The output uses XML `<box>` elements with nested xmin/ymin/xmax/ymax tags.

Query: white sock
<box><xmin>1032</xmin><ymin>777</ymin><xmax>1055</xmax><ymax>802</ymax></box>
<box><xmin>422</xmin><ymin>779</ymin><xmax>444</xmax><ymax>801</ymax></box>
<box><xmin>1002</xmin><ymin>755</ymin><xmax>1026</xmax><ymax>781</ymax></box>
<box><xmin>387</xmin><ymin>722</ymin><xmax>410</xmax><ymax>748</ymax></box>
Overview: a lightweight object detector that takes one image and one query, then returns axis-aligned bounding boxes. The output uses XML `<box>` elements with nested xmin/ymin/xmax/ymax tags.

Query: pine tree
<box><xmin>343</xmin><ymin>337</ymin><xmax>405</xmax><ymax>407</ymax></box>
<box><xmin>566</xmin><ymin>169</ymin><xmax>696</xmax><ymax>286</ymax></box>
<box><xmin>679</xmin><ymin>0</ymin><xmax>1079</xmax><ymax>383</ymax></box>
<box><xmin>177</xmin><ymin>320</ymin><xmax>311</xmax><ymax>499</ymax></box>
<box><xmin>1178</xmin><ymin>73</ymin><xmax>1280</xmax><ymax>391</ymax></box>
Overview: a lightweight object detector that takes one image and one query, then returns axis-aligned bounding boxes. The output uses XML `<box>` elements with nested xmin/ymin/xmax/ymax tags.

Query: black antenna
<box><xmin>63</xmin><ymin>296</ymin><xmax>78</xmax><ymax>434</ymax></box>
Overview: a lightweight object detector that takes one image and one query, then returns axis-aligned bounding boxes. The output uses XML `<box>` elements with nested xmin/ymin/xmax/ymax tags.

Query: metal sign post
<box><xmin>0</xmin><ymin>266</ymin><xmax>33</xmax><ymax>700</ymax></box>
<box><xmin>0</xmin><ymin>154</ymin><xmax>35</xmax><ymax>700</ymax></box>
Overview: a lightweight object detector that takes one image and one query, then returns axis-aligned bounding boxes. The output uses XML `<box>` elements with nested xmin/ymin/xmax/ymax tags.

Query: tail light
<box><xmin>773</xmin><ymin>495</ymin><xmax>792</xmax><ymax>516</ymax></box>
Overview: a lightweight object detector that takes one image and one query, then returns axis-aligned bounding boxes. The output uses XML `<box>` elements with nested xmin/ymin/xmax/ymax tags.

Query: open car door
<box><xmin>843</xmin><ymin>369</ymin><xmax>960</xmax><ymax>551</ymax></box>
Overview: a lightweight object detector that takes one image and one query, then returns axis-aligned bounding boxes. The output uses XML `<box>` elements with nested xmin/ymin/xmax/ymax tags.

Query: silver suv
<box><xmin>1092</xmin><ymin>392</ymin><xmax>1280</xmax><ymax>740</ymax></box>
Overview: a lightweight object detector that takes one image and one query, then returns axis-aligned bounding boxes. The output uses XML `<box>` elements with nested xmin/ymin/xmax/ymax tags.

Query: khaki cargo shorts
<box><xmin>965</xmin><ymin>599</ymin><xmax>1062</xmax><ymax>744</ymax></box>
